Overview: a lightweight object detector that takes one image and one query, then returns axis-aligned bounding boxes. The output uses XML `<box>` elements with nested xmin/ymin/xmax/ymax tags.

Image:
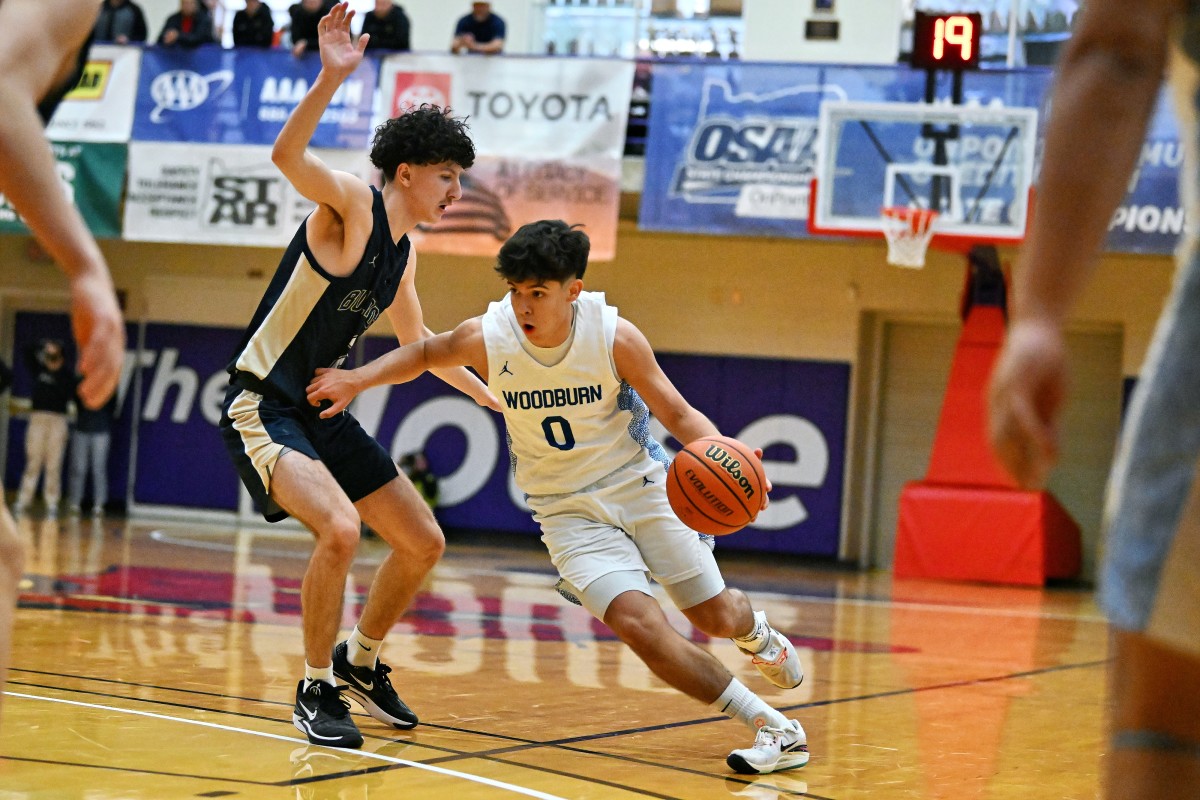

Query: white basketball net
<box><xmin>881</xmin><ymin>206</ymin><xmax>940</xmax><ymax>269</ymax></box>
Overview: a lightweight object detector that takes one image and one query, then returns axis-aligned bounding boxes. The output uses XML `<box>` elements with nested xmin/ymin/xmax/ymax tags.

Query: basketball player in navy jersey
<box><xmin>219</xmin><ymin>3</ymin><xmax>497</xmax><ymax>748</ymax></box>
<box><xmin>308</xmin><ymin>220</ymin><xmax>809</xmax><ymax>775</ymax></box>
<box><xmin>0</xmin><ymin>0</ymin><xmax>126</xmax><ymax>732</ymax></box>
<box><xmin>988</xmin><ymin>1</ymin><xmax>1200</xmax><ymax>796</ymax></box>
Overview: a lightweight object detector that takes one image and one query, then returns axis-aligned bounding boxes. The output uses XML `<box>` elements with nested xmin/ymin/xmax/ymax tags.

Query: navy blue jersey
<box><xmin>227</xmin><ymin>186</ymin><xmax>409</xmax><ymax>408</ymax></box>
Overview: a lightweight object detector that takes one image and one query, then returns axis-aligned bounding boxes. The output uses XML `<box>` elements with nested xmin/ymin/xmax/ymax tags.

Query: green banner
<box><xmin>0</xmin><ymin>141</ymin><xmax>126</xmax><ymax>238</ymax></box>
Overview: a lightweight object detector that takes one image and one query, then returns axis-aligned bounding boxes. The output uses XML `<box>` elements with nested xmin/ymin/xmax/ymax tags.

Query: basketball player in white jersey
<box><xmin>0</xmin><ymin>0</ymin><xmax>126</xmax><ymax>732</ymax></box>
<box><xmin>988</xmin><ymin>1</ymin><xmax>1199</xmax><ymax>796</ymax></box>
<box><xmin>308</xmin><ymin>220</ymin><xmax>809</xmax><ymax>774</ymax></box>
<box><xmin>220</xmin><ymin>4</ymin><xmax>497</xmax><ymax>748</ymax></box>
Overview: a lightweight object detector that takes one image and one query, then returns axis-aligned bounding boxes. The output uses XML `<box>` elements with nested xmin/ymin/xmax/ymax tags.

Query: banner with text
<box><xmin>46</xmin><ymin>44</ymin><xmax>141</xmax><ymax>143</ymax></box>
<box><xmin>0</xmin><ymin>142</ymin><xmax>126</xmax><ymax>238</ymax></box>
<box><xmin>122</xmin><ymin>142</ymin><xmax>372</xmax><ymax>246</ymax></box>
<box><xmin>376</xmin><ymin>54</ymin><xmax>634</xmax><ymax>260</ymax></box>
<box><xmin>4</xmin><ymin>317</ymin><xmax>846</xmax><ymax>556</ymax></box>
<box><xmin>641</xmin><ymin>61</ymin><xmax>1183</xmax><ymax>255</ymax></box>
<box><xmin>132</xmin><ymin>45</ymin><xmax>377</xmax><ymax>150</ymax></box>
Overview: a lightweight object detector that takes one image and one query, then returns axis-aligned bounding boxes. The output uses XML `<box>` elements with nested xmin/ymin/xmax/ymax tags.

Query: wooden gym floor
<box><xmin>1</xmin><ymin>514</ymin><xmax>1108</xmax><ymax>799</ymax></box>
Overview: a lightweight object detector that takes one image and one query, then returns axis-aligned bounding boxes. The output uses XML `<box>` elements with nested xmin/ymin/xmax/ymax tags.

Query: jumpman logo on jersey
<box><xmin>642</xmin><ymin>476</ymin><xmax>654</xmax><ymax>486</ymax></box>
<box><xmin>500</xmin><ymin>361</ymin><xmax>513</xmax><ymax>376</ymax></box>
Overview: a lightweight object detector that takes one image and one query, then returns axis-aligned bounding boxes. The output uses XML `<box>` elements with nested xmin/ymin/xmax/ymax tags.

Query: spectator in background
<box><xmin>361</xmin><ymin>0</ymin><xmax>409</xmax><ymax>52</ymax></box>
<box><xmin>287</xmin><ymin>0</ymin><xmax>335</xmax><ymax>57</ymax></box>
<box><xmin>157</xmin><ymin>0</ymin><xmax>214</xmax><ymax>48</ymax></box>
<box><xmin>398</xmin><ymin>452</ymin><xmax>438</xmax><ymax>510</ymax></box>
<box><xmin>67</xmin><ymin>383</ymin><xmax>116</xmax><ymax>517</ymax></box>
<box><xmin>450</xmin><ymin>1</ymin><xmax>504</xmax><ymax>55</ymax></box>
<box><xmin>14</xmin><ymin>340</ymin><xmax>75</xmax><ymax>519</ymax></box>
<box><xmin>93</xmin><ymin>0</ymin><xmax>148</xmax><ymax>44</ymax></box>
<box><xmin>232</xmin><ymin>0</ymin><xmax>275</xmax><ymax>48</ymax></box>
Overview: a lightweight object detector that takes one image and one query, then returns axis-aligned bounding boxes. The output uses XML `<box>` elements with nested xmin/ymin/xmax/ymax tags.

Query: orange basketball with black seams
<box><xmin>666</xmin><ymin>436</ymin><xmax>765</xmax><ymax>536</ymax></box>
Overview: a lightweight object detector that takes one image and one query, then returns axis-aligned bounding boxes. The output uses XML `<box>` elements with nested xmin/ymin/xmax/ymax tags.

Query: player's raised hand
<box><xmin>988</xmin><ymin>318</ymin><xmax>1068</xmax><ymax>489</ymax></box>
<box><xmin>318</xmin><ymin>2</ymin><xmax>368</xmax><ymax>76</ymax></box>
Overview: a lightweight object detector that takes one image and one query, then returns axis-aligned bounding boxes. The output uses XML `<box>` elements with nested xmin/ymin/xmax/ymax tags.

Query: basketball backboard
<box><xmin>809</xmin><ymin>100</ymin><xmax>1038</xmax><ymax>251</ymax></box>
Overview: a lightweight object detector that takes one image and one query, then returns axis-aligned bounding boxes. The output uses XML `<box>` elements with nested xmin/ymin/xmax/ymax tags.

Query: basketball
<box><xmin>666</xmin><ymin>436</ymin><xmax>766</xmax><ymax>535</ymax></box>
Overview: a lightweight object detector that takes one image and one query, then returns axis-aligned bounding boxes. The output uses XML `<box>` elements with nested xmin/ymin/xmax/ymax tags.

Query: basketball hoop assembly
<box><xmin>807</xmin><ymin>101</ymin><xmax>1039</xmax><ymax>265</ymax></box>
<box><xmin>881</xmin><ymin>206</ymin><xmax>940</xmax><ymax>268</ymax></box>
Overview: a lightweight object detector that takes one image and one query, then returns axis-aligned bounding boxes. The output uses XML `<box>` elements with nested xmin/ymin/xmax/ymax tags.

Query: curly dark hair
<box><xmin>370</xmin><ymin>105</ymin><xmax>475</xmax><ymax>183</ymax></box>
<box><xmin>495</xmin><ymin>220</ymin><xmax>590</xmax><ymax>283</ymax></box>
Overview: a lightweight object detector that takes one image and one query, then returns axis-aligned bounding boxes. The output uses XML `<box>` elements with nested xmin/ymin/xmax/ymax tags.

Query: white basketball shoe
<box><xmin>727</xmin><ymin>719</ymin><xmax>809</xmax><ymax>775</ymax></box>
<box><xmin>736</xmin><ymin>610</ymin><xmax>804</xmax><ymax>689</ymax></box>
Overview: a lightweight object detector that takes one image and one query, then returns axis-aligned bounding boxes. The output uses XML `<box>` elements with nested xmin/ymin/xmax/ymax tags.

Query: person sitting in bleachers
<box><xmin>157</xmin><ymin>0</ymin><xmax>214</xmax><ymax>48</ymax></box>
<box><xmin>232</xmin><ymin>0</ymin><xmax>274</xmax><ymax>47</ymax></box>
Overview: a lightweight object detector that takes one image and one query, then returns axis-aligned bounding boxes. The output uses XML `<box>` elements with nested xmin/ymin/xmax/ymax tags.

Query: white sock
<box><xmin>303</xmin><ymin>662</ymin><xmax>335</xmax><ymax>690</ymax></box>
<box><xmin>346</xmin><ymin>626</ymin><xmax>384</xmax><ymax>668</ymax></box>
<box><xmin>711</xmin><ymin>678</ymin><xmax>789</xmax><ymax>733</ymax></box>
<box><xmin>733</xmin><ymin>611</ymin><xmax>770</xmax><ymax>653</ymax></box>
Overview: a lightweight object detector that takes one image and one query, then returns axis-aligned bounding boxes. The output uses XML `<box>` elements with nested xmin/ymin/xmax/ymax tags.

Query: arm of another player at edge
<box><xmin>0</xmin><ymin>0</ymin><xmax>124</xmax><ymax>409</ymax></box>
<box><xmin>612</xmin><ymin>319</ymin><xmax>718</xmax><ymax>445</ymax></box>
<box><xmin>988</xmin><ymin>0</ymin><xmax>1177</xmax><ymax>488</ymax></box>
<box><xmin>308</xmin><ymin>317</ymin><xmax>489</xmax><ymax>418</ymax></box>
<box><xmin>1011</xmin><ymin>0</ymin><xmax>1177</xmax><ymax>327</ymax></box>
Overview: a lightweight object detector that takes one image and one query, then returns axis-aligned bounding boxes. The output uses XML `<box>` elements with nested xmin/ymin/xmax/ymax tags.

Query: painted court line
<box><xmin>10</xmin><ymin>692</ymin><xmax>567</xmax><ymax>800</ymax></box>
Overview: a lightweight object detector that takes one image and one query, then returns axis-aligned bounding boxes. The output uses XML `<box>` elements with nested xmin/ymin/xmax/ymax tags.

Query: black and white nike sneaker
<box><xmin>332</xmin><ymin>641</ymin><xmax>419</xmax><ymax>729</ymax></box>
<box><xmin>292</xmin><ymin>680</ymin><xmax>363</xmax><ymax>749</ymax></box>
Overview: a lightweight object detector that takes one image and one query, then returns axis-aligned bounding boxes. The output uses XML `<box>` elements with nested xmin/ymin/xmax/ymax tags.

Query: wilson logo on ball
<box><xmin>702</xmin><ymin>444</ymin><xmax>757</xmax><ymax>501</ymax></box>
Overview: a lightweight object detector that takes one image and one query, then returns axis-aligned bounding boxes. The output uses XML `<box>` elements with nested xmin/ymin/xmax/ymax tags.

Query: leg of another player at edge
<box><xmin>1107</xmin><ymin>630</ymin><xmax>1200</xmax><ymax>798</ymax></box>
<box><xmin>0</xmin><ymin>506</ymin><xmax>23</xmax><ymax>729</ymax></box>
<box><xmin>604</xmin><ymin>590</ymin><xmax>791</xmax><ymax>731</ymax></box>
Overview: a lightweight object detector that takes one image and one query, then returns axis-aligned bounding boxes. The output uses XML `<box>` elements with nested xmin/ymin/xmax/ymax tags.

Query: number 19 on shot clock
<box><xmin>910</xmin><ymin>11</ymin><xmax>983</xmax><ymax>71</ymax></box>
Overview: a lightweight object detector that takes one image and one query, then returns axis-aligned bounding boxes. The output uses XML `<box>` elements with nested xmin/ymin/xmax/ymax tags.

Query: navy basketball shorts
<box><xmin>219</xmin><ymin>383</ymin><xmax>399</xmax><ymax>523</ymax></box>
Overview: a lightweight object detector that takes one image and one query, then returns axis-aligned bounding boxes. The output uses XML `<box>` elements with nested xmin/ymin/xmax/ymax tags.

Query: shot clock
<box><xmin>910</xmin><ymin>11</ymin><xmax>983</xmax><ymax>71</ymax></box>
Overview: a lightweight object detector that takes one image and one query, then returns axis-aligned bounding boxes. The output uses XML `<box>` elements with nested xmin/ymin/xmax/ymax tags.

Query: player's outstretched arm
<box><xmin>307</xmin><ymin>317</ymin><xmax>488</xmax><ymax>418</ymax></box>
<box><xmin>385</xmin><ymin>256</ymin><xmax>499</xmax><ymax>410</ymax></box>
<box><xmin>0</xmin><ymin>0</ymin><xmax>125</xmax><ymax>409</ymax></box>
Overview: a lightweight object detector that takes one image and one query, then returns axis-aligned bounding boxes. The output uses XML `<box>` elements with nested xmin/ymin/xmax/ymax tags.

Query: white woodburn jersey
<box><xmin>482</xmin><ymin>291</ymin><xmax>668</xmax><ymax>496</ymax></box>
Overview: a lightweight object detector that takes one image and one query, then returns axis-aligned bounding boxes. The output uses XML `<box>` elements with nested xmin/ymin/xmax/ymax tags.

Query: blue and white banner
<box><xmin>132</xmin><ymin>45</ymin><xmax>377</xmax><ymax>150</ymax></box>
<box><xmin>641</xmin><ymin>61</ymin><xmax>1182</xmax><ymax>255</ymax></box>
<box><xmin>1107</xmin><ymin>89</ymin><xmax>1183</xmax><ymax>254</ymax></box>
